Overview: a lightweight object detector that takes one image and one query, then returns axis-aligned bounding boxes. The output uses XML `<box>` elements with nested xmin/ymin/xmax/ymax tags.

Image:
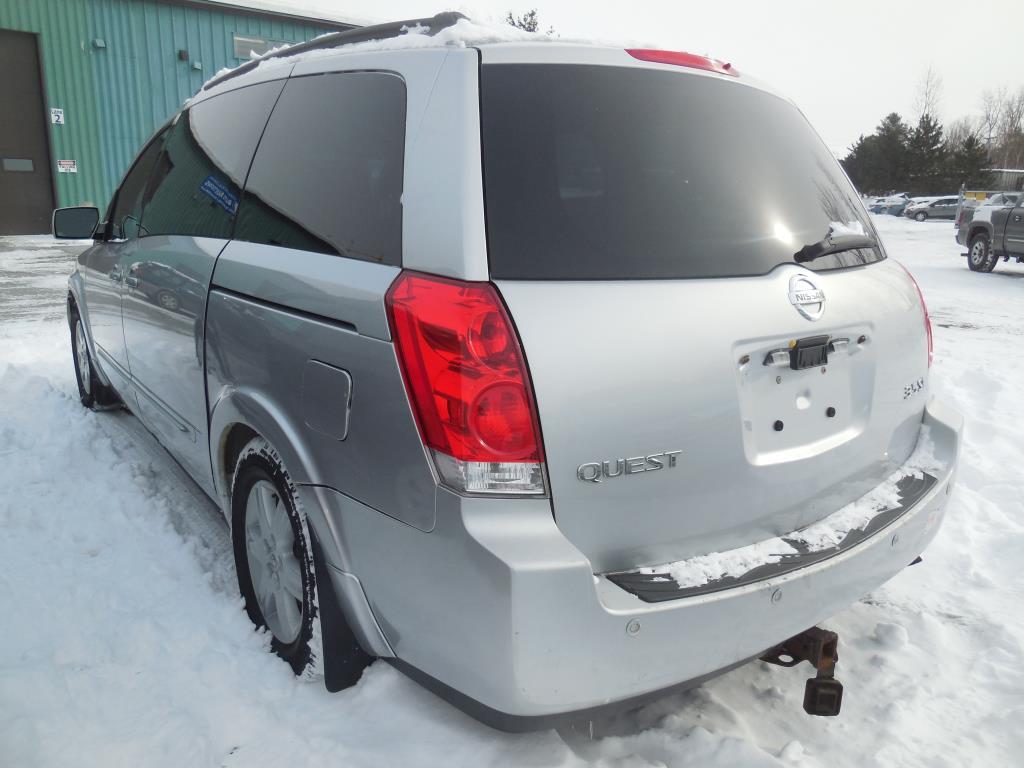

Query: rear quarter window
<box><xmin>481</xmin><ymin>65</ymin><xmax>880</xmax><ymax>280</ymax></box>
<box><xmin>139</xmin><ymin>81</ymin><xmax>283</xmax><ymax>240</ymax></box>
<box><xmin>233</xmin><ymin>71</ymin><xmax>406</xmax><ymax>266</ymax></box>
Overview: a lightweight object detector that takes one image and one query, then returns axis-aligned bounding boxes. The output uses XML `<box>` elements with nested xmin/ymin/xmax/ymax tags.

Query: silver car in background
<box><xmin>53</xmin><ymin>14</ymin><xmax>962</xmax><ymax>731</ymax></box>
<box><xmin>905</xmin><ymin>196</ymin><xmax>960</xmax><ymax>221</ymax></box>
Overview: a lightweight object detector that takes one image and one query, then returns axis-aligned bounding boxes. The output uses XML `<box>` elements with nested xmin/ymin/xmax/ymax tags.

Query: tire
<box><xmin>914</xmin><ymin>212</ymin><xmax>927</xmax><ymax>222</ymax></box>
<box><xmin>231</xmin><ymin>437</ymin><xmax>369</xmax><ymax>684</ymax></box>
<box><xmin>967</xmin><ymin>233</ymin><xmax>996</xmax><ymax>273</ymax></box>
<box><xmin>70</xmin><ymin>305</ymin><xmax>120</xmax><ymax>409</ymax></box>
<box><xmin>156</xmin><ymin>290</ymin><xmax>180</xmax><ymax>312</ymax></box>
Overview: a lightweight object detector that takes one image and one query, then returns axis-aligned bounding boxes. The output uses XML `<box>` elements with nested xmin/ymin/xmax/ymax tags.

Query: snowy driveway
<box><xmin>1</xmin><ymin>220</ymin><xmax>1022</xmax><ymax>767</ymax></box>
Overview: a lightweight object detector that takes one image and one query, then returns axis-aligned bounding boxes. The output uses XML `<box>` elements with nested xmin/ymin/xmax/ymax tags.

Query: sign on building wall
<box><xmin>50</xmin><ymin>108</ymin><xmax>64</xmax><ymax>125</ymax></box>
<box><xmin>57</xmin><ymin>159</ymin><xmax>77</xmax><ymax>173</ymax></box>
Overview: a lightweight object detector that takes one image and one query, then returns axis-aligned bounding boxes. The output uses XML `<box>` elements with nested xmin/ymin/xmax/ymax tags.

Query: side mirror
<box><xmin>52</xmin><ymin>206</ymin><xmax>99</xmax><ymax>239</ymax></box>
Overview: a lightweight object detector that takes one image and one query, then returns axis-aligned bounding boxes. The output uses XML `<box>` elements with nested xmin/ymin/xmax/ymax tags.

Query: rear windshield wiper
<box><xmin>794</xmin><ymin>233</ymin><xmax>878</xmax><ymax>264</ymax></box>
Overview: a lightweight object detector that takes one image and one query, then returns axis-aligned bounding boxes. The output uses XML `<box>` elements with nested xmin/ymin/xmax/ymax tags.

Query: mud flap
<box><xmin>308</xmin><ymin>525</ymin><xmax>372</xmax><ymax>692</ymax></box>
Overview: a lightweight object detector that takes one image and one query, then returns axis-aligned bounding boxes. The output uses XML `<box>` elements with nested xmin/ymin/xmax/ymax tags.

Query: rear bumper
<box><xmin>318</xmin><ymin>398</ymin><xmax>962</xmax><ymax>731</ymax></box>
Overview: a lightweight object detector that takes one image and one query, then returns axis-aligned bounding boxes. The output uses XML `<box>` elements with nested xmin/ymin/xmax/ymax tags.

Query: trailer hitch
<box><xmin>760</xmin><ymin>626</ymin><xmax>844</xmax><ymax>717</ymax></box>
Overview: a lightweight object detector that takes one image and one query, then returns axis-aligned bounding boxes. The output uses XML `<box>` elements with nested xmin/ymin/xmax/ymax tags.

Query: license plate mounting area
<box><xmin>790</xmin><ymin>335</ymin><xmax>830</xmax><ymax>371</ymax></box>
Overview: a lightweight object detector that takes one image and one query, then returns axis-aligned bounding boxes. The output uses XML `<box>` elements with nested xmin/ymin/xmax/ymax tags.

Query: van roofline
<box><xmin>196</xmin><ymin>13</ymin><xmax>788</xmax><ymax>104</ymax></box>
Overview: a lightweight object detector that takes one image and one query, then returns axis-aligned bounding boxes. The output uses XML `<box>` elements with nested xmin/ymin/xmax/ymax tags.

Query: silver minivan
<box><xmin>53</xmin><ymin>14</ymin><xmax>962</xmax><ymax>731</ymax></box>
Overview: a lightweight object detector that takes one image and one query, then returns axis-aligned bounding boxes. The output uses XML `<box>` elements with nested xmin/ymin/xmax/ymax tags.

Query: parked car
<box><xmin>124</xmin><ymin>261</ymin><xmax>206</xmax><ymax>316</ymax></box>
<box><xmin>958</xmin><ymin>193</ymin><xmax>1024</xmax><ymax>271</ymax></box>
<box><xmin>955</xmin><ymin>192</ymin><xmax>1021</xmax><ymax>247</ymax></box>
<box><xmin>954</xmin><ymin>191</ymin><xmax>1021</xmax><ymax>238</ymax></box>
<box><xmin>51</xmin><ymin>13</ymin><xmax>962</xmax><ymax>731</ymax></box>
<box><xmin>985</xmin><ymin>192</ymin><xmax>1021</xmax><ymax>207</ymax></box>
<box><xmin>904</xmin><ymin>196</ymin><xmax>960</xmax><ymax>221</ymax></box>
<box><xmin>886</xmin><ymin>198</ymin><xmax>914</xmax><ymax>216</ymax></box>
<box><xmin>868</xmin><ymin>193</ymin><xmax>909</xmax><ymax>214</ymax></box>
<box><xmin>888</xmin><ymin>196</ymin><xmax>940</xmax><ymax>217</ymax></box>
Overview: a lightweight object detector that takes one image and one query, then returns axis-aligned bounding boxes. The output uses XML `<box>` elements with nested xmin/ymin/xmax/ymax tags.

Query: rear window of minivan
<box><xmin>480</xmin><ymin>65</ymin><xmax>880</xmax><ymax>280</ymax></box>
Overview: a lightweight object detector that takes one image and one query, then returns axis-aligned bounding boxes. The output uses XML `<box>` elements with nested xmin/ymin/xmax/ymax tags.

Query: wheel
<box><xmin>967</xmin><ymin>233</ymin><xmax>996</xmax><ymax>273</ymax></box>
<box><xmin>70</xmin><ymin>305</ymin><xmax>120</xmax><ymax>409</ymax></box>
<box><xmin>914</xmin><ymin>212</ymin><xmax>927</xmax><ymax>222</ymax></box>
<box><xmin>231</xmin><ymin>437</ymin><xmax>369</xmax><ymax>684</ymax></box>
<box><xmin>156</xmin><ymin>289</ymin><xmax>180</xmax><ymax>312</ymax></box>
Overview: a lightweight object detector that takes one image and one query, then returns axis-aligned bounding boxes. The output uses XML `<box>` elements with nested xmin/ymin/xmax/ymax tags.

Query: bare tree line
<box><xmin>978</xmin><ymin>87</ymin><xmax>1024</xmax><ymax>181</ymax></box>
<box><xmin>912</xmin><ymin>70</ymin><xmax>1023</xmax><ymax>188</ymax></box>
<box><xmin>913</xmin><ymin>66</ymin><xmax>943</xmax><ymax>121</ymax></box>
<box><xmin>842</xmin><ymin>65</ymin><xmax>1024</xmax><ymax>195</ymax></box>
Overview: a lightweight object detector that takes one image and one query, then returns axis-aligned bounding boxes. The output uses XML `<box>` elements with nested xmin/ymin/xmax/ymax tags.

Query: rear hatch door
<box><xmin>480</xmin><ymin>58</ymin><xmax>930</xmax><ymax>573</ymax></box>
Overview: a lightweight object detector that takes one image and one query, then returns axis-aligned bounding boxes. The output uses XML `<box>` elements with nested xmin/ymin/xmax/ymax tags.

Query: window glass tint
<box><xmin>481</xmin><ymin>65</ymin><xmax>881</xmax><ymax>280</ymax></box>
<box><xmin>139</xmin><ymin>81</ymin><xmax>284</xmax><ymax>239</ymax></box>
<box><xmin>109</xmin><ymin>126</ymin><xmax>168</xmax><ymax>240</ymax></box>
<box><xmin>234</xmin><ymin>72</ymin><xmax>406</xmax><ymax>266</ymax></box>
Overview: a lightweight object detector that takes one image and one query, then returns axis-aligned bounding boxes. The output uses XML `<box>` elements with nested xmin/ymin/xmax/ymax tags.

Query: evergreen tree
<box><xmin>841</xmin><ymin>134</ymin><xmax>879</xmax><ymax>192</ymax></box>
<box><xmin>505</xmin><ymin>9</ymin><xmax>554</xmax><ymax>34</ymax></box>
<box><xmin>873</xmin><ymin>113</ymin><xmax>912</xmax><ymax>192</ymax></box>
<box><xmin>906</xmin><ymin>113</ymin><xmax>946</xmax><ymax>194</ymax></box>
<box><xmin>842</xmin><ymin>110</ymin><xmax>992</xmax><ymax>195</ymax></box>
<box><xmin>841</xmin><ymin>115</ymin><xmax>911</xmax><ymax>194</ymax></box>
<box><xmin>947</xmin><ymin>134</ymin><xmax>992</xmax><ymax>190</ymax></box>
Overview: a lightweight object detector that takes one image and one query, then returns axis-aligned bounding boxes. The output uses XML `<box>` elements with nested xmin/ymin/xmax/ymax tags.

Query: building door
<box><xmin>0</xmin><ymin>29</ymin><xmax>56</xmax><ymax>235</ymax></box>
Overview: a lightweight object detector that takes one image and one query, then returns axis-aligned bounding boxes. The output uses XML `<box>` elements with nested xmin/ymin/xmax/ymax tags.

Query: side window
<box><xmin>109</xmin><ymin>127</ymin><xmax>168</xmax><ymax>240</ymax></box>
<box><xmin>234</xmin><ymin>72</ymin><xmax>406</xmax><ymax>266</ymax></box>
<box><xmin>139</xmin><ymin>81</ymin><xmax>284</xmax><ymax>239</ymax></box>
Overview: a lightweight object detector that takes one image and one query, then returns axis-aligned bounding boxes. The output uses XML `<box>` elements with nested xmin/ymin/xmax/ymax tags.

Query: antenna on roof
<box><xmin>203</xmin><ymin>11</ymin><xmax>468</xmax><ymax>92</ymax></box>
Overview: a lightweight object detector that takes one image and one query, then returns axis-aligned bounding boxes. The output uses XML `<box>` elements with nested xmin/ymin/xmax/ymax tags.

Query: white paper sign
<box><xmin>57</xmin><ymin>159</ymin><xmax>77</xmax><ymax>173</ymax></box>
<box><xmin>50</xmin><ymin>108</ymin><xmax>64</xmax><ymax>125</ymax></box>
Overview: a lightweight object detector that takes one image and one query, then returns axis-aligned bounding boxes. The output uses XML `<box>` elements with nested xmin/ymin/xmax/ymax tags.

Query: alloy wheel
<box><xmin>970</xmin><ymin>240</ymin><xmax>985</xmax><ymax>266</ymax></box>
<box><xmin>244</xmin><ymin>479</ymin><xmax>304</xmax><ymax>643</ymax></box>
<box><xmin>75</xmin><ymin>320</ymin><xmax>91</xmax><ymax>395</ymax></box>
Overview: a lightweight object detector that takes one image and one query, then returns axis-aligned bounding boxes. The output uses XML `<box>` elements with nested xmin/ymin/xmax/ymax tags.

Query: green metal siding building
<box><xmin>0</xmin><ymin>0</ymin><xmax>354</xmax><ymax>233</ymax></box>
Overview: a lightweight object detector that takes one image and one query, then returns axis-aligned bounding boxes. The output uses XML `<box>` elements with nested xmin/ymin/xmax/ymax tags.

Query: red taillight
<box><xmin>897</xmin><ymin>263</ymin><xmax>934</xmax><ymax>368</ymax></box>
<box><xmin>626</xmin><ymin>48</ymin><xmax>737</xmax><ymax>77</ymax></box>
<box><xmin>386</xmin><ymin>271</ymin><xmax>546</xmax><ymax>495</ymax></box>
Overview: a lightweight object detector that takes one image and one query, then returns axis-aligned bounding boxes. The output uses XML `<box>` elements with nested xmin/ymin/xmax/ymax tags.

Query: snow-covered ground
<box><xmin>0</xmin><ymin>219</ymin><xmax>1021</xmax><ymax>767</ymax></box>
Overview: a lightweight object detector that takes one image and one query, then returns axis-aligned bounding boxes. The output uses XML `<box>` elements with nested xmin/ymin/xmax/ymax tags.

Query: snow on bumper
<box><xmin>608</xmin><ymin>418</ymin><xmax>947</xmax><ymax>601</ymax></box>
<box><xmin>316</xmin><ymin>399</ymin><xmax>962</xmax><ymax>729</ymax></box>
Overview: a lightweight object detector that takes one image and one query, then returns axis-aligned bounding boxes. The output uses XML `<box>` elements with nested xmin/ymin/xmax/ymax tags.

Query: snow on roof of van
<box><xmin>192</xmin><ymin>16</ymin><xmax>771</xmax><ymax>110</ymax></box>
<box><xmin>196</xmin><ymin>17</ymin><xmax>638</xmax><ymax>97</ymax></box>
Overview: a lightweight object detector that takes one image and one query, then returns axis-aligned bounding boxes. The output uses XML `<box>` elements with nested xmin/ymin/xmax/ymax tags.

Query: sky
<box><xmin>253</xmin><ymin>0</ymin><xmax>1024</xmax><ymax>157</ymax></box>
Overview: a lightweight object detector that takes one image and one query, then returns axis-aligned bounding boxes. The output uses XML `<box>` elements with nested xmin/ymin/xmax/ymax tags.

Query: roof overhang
<box><xmin>175</xmin><ymin>0</ymin><xmax>369</xmax><ymax>29</ymax></box>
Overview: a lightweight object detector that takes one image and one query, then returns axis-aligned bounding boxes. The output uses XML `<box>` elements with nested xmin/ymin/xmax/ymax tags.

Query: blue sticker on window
<box><xmin>199</xmin><ymin>175</ymin><xmax>238</xmax><ymax>215</ymax></box>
